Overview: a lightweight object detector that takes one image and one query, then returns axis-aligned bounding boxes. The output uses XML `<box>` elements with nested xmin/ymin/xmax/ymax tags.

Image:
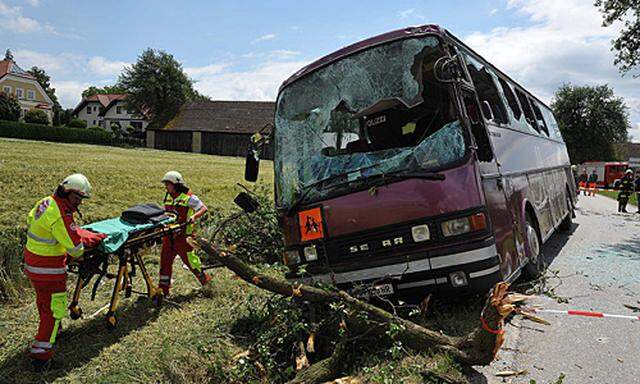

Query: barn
<box><xmin>146</xmin><ymin>100</ymin><xmax>275</xmax><ymax>159</ymax></box>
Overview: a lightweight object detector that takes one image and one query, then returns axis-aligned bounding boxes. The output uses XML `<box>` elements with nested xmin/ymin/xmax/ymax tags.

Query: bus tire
<box><xmin>523</xmin><ymin>213</ymin><xmax>545</xmax><ymax>279</ymax></box>
<box><xmin>559</xmin><ymin>190</ymin><xmax>574</xmax><ymax>232</ymax></box>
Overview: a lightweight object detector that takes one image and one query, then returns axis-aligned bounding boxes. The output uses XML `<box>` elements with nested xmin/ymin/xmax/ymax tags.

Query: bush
<box><xmin>67</xmin><ymin>118</ymin><xmax>87</xmax><ymax>128</ymax></box>
<box><xmin>24</xmin><ymin>109</ymin><xmax>49</xmax><ymax>125</ymax></box>
<box><xmin>0</xmin><ymin>120</ymin><xmax>115</xmax><ymax>145</ymax></box>
<box><xmin>201</xmin><ymin>184</ymin><xmax>283</xmax><ymax>265</ymax></box>
<box><xmin>0</xmin><ymin>93</ymin><xmax>20</xmax><ymax>121</ymax></box>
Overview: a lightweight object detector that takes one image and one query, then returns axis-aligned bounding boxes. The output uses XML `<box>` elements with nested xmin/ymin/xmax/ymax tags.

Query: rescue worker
<box><xmin>635</xmin><ymin>171</ymin><xmax>640</xmax><ymax>214</ymax></box>
<box><xmin>158</xmin><ymin>171</ymin><xmax>211</xmax><ymax>295</ymax></box>
<box><xmin>24</xmin><ymin>174</ymin><xmax>91</xmax><ymax>371</ymax></box>
<box><xmin>578</xmin><ymin>170</ymin><xmax>588</xmax><ymax>196</ymax></box>
<box><xmin>588</xmin><ymin>169</ymin><xmax>598</xmax><ymax>196</ymax></box>
<box><xmin>617</xmin><ymin>169</ymin><xmax>634</xmax><ymax>213</ymax></box>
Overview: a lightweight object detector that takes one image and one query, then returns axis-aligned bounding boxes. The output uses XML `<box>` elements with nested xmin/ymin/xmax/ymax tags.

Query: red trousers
<box><xmin>159</xmin><ymin>235</ymin><xmax>204</xmax><ymax>295</ymax></box>
<box><xmin>29</xmin><ymin>279</ymin><xmax>66</xmax><ymax>361</ymax></box>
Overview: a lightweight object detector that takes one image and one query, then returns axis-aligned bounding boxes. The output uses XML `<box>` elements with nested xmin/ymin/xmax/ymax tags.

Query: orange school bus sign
<box><xmin>298</xmin><ymin>207</ymin><xmax>324</xmax><ymax>242</ymax></box>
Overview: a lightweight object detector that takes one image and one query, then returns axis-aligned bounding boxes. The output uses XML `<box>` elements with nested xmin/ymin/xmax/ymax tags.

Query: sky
<box><xmin>2</xmin><ymin>0</ymin><xmax>639</xmax><ymax>139</ymax></box>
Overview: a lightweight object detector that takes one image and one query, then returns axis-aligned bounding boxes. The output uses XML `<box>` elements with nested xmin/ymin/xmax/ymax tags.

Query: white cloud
<box><xmin>0</xmin><ymin>0</ymin><xmax>62</xmax><ymax>35</ymax></box>
<box><xmin>189</xmin><ymin>60</ymin><xmax>308</xmax><ymax>101</ymax></box>
<box><xmin>13</xmin><ymin>49</ymin><xmax>84</xmax><ymax>74</ymax></box>
<box><xmin>398</xmin><ymin>8</ymin><xmax>425</xmax><ymax>20</ymax></box>
<box><xmin>253</xmin><ymin>33</ymin><xmax>276</xmax><ymax>43</ymax></box>
<box><xmin>269</xmin><ymin>50</ymin><xmax>300</xmax><ymax>59</ymax></box>
<box><xmin>51</xmin><ymin>80</ymin><xmax>93</xmax><ymax>109</ymax></box>
<box><xmin>87</xmin><ymin>56</ymin><xmax>129</xmax><ymax>77</ymax></box>
<box><xmin>25</xmin><ymin>0</ymin><xmax>39</xmax><ymax>7</ymax></box>
<box><xmin>398</xmin><ymin>9</ymin><xmax>415</xmax><ymax>18</ymax></box>
<box><xmin>185</xmin><ymin>63</ymin><xmax>228</xmax><ymax>77</ymax></box>
<box><xmin>464</xmin><ymin>0</ymin><xmax>640</xmax><ymax>140</ymax></box>
<box><xmin>0</xmin><ymin>1</ymin><xmax>20</xmax><ymax>16</ymax></box>
<box><xmin>489</xmin><ymin>8</ymin><xmax>498</xmax><ymax>16</ymax></box>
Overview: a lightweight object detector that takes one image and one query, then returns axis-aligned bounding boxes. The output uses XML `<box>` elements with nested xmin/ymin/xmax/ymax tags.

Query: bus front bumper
<box><xmin>295</xmin><ymin>242</ymin><xmax>502</xmax><ymax>297</ymax></box>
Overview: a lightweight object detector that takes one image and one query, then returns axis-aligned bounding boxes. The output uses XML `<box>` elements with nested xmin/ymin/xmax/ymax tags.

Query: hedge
<box><xmin>0</xmin><ymin>120</ymin><xmax>143</xmax><ymax>147</ymax></box>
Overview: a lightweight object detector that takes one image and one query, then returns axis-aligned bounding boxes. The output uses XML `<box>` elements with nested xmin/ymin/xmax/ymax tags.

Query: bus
<box><xmin>246</xmin><ymin>24</ymin><xmax>576</xmax><ymax>298</ymax></box>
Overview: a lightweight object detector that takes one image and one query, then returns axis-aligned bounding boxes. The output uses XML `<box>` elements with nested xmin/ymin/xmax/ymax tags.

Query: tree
<box><xmin>595</xmin><ymin>0</ymin><xmax>640</xmax><ymax>75</ymax></box>
<box><xmin>551</xmin><ymin>84</ymin><xmax>630</xmax><ymax>164</ymax></box>
<box><xmin>28</xmin><ymin>67</ymin><xmax>63</xmax><ymax>126</ymax></box>
<box><xmin>67</xmin><ymin>118</ymin><xmax>87</xmax><ymax>128</ymax></box>
<box><xmin>24</xmin><ymin>109</ymin><xmax>49</xmax><ymax>125</ymax></box>
<box><xmin>81</xmin><ymin>85</ymin><xmax>126</xmax><ymax>98</ymax></box>
<box><xmin>118</xmin><ymin>48</ymin><xmax>208</xmax><ymax>128</ymax></box>
<box><xmin>0</xmin><ymin>92</ymin><xmax>21</xmax><ymax>121</ymax></box>
<box><xmin>59</xmin><ymin>108</ymin><xmax>74</xmax><ymax>126</ymax></box>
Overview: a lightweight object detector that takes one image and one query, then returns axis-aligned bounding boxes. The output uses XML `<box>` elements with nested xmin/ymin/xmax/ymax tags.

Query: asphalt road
<box><xmin>477</xmin><ymin>194</ymin><xmax>640</xmax><ymax>384</ymax></box>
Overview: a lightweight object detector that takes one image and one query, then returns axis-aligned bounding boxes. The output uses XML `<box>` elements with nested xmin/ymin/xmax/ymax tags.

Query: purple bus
<box><xmin>246</xmin><ymin>25</ymin><xmax>575</xmax><ymax>298</ymax></box>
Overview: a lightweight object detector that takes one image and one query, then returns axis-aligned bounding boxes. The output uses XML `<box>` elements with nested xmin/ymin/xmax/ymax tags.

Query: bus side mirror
<box><xmin>245</xmin><ymin>148</ymin><xmax>260</xmax><ymax>182</ymax></box>
<box><xmin>234</xmin><ymin>192</ymin><xmax>260</xmax><ymax>213</ymax></box>
<box><xmin>434</xmin><ymin>55</ymin><xmax>463</xmax><ymax>83</ymax></box>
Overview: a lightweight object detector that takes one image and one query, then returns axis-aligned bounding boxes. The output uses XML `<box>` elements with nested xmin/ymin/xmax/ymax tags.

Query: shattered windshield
<box><xmin>274</xmin><ymin>36</ymin><xmax>467</xmax><ymax>209</ymax></box>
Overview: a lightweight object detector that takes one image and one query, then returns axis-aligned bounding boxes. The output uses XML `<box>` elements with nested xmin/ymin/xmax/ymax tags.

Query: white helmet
<box><xmin>625</xmin><ymin>169</ymin><xmax>633</xmax><ymax>175</ymax></box>
<box><xmin>61</xmin><ymin>173</ymin><xmax>91</xmax><ymax>198</ymax></box>
<box><xmin>161</xmin><ymin>171</ymin><xmax>186</xmax><ymax>186</ymax></box>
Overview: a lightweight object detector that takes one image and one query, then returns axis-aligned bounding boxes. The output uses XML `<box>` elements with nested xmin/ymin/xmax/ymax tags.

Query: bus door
<box><xmin>446</xmin><ymin>50</ymin><xmax>521</xmax><ymax>279</ymax></box>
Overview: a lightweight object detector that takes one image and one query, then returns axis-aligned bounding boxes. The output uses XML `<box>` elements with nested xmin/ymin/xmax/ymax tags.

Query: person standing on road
<box><xmin>617</xmin><ymin>169</ymin><xmax>634</xmax><ymax>213</ymax></box>
<box><xmin>158</xmin><ymin>171</ymin><xmax>212</xmax><ymax>296</ymax></box>
<box><xmin>578</xmin><ymin>170</ymin><xmax>588</xmax><ymax>195</ymax></box>
<box><xmin>635</xmin><ymin>171</ymin><xmax>640</xmax><ymax>214</ymax></box>
<box><xmin>24</xmin><ymin>174</ymin><xmax>91</xmax><ymax>371</ymax></box>
<box><xmin>588</xmin><ymin>169</ymin><xmax>598</xmax><ymax>196</ymax></box>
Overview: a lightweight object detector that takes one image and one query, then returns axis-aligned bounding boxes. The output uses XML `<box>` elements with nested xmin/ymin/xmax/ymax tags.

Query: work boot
<box><xmin>30</xmin><ymin>358</ymin><xmax>64</xmax><ymax>372</ymax></box>
<box><xmin>197</xmin><ymin>271</ymin><xmax>212</xmax><ymax>286</ymax></box>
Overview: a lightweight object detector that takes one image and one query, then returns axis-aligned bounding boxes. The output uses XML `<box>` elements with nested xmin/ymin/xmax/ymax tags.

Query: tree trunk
<box><xmin>192</xmin><ymin>238</ymin><xmax>527</xmax><ymax>382</ymax></box>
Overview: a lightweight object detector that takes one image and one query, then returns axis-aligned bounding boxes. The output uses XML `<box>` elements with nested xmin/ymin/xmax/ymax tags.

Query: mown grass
<box><xmin>0</xmin><ymin>138</ymin><xmax>470</xmax><ymax>383</ymax></box>
<box><xmin>598</xmin><ymin>189</ymin><xmax>639</xmax><ymax>207</ymax></box>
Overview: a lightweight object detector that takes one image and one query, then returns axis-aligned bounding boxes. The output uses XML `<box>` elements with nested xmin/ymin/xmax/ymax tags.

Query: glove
<box><xmin>77</xmin><ymin>228</ymin><xmax>107</xmax><ymax>249</ymax></box>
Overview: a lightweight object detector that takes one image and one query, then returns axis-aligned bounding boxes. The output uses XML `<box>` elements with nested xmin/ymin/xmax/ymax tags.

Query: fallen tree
<box><xmin>191</xmin><ymin>237</ymin><xmax>531</xmax><ymax>383</ymax></box>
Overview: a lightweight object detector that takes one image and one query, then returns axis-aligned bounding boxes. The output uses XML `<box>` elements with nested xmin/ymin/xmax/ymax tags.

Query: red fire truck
<box><xmin>577</xmin><ymin>161</ymin><xmax>628</xmax><ymax>188</ymax></box>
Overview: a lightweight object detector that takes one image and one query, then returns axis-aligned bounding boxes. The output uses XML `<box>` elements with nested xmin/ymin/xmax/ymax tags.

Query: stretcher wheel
<box><xmin>105</xmin><ymin>314</ymin><xmax>118</xmax><ymax>330</ymax></box>
<box><xmin>69</xmin><ymin>306</ymin><xmax>82</xmax><ymax>320</ymax></box>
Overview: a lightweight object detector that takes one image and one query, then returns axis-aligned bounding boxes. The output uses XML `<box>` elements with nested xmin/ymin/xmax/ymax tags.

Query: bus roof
<box><xmin>278</xmin><ymin>24</ymin><xmax>553</xmax><ymax>113</ymax></box>
<box><xmin>278</xmin><ymin>24</ymin><xmax>445</xmax><ymax>92</ymax></box>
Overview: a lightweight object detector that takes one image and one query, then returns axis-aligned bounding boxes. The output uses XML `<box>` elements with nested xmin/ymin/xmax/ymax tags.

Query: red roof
<box><xmin>73</xmin><ymin>93</ymin><xmax>127</xmax><ymax>116</ymax></box>
<box><xmin>0</xmin><ymin>59</ymin><xmax>36</xmax><ymax>80</ymax></box>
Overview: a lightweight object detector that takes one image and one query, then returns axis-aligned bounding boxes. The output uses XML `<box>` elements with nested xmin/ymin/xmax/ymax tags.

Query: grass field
<box><xmin>598</xmin><ymin>189</ymin><xmax>639</xmax><ymax>208</ymax></box>
<box><xmin>0</xmin><ymin>138</ymin><xmax>469</xmax><ymax>383</ymax></box>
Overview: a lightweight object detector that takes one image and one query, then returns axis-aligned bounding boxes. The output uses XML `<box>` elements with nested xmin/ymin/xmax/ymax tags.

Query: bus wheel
<box><xmin>560</xmin><ymin>191</ymin><xmax>574</xmax><ymax>231</ymax></box>
<box><xmin>523</xmin><ymin>213</ymin><xmax>545</xmax><ymax>279</ymax></box>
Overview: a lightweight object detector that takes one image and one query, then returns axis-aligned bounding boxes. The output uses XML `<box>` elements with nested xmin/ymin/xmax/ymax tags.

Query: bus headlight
<box><xmin>411</xmin><ymin>224</ymin><xmax>430</xmax><ymax>242</ymax></box>
<box><xmin>303</xmin><ymin>245</ymin><xmax>318</xmax><ymax>261</ymax></box>
<box><xmin>441</xmin><ymin>213</ymin><xmax>487</xmax><ymax>237</ymax></box>
<box><xmin>283</xmin><ymin>249</ymin><xmax>301</xmax><ymax>265</ymax></box>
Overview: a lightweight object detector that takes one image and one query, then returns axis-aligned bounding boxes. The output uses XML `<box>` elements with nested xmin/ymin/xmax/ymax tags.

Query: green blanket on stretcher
<box><xmin>82</xmin><ymin>217</ymin><xmax>174</xmax><ymax>253</ymax></box>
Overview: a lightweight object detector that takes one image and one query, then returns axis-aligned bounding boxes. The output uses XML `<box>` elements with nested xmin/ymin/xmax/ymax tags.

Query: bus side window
<box><xmin>462</xmin><ymin>54</ymin><xmax>508</xmax><ymax>125</ymax></box>
<box><xmin>496</xmin><ymin>77</ymin><xmax>522</xmax><ymax>121</ymax></box>
<box><xmin>531</xmin><ymin>100</ymin><xmax>550</xmax><ymax>136</ymax></box>
<box><xmin>515</xmin><ymin>88</ymin><xmax>538</xmax><ymax>133</ymax></box>
<box><xmin>463</xmin><ymin>93</ymin><xmax>493</xmax><ymax>162</ymax></box>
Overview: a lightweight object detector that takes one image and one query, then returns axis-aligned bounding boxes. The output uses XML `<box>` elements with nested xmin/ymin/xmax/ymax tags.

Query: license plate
<box><xmin>352</xmin><ymin>283</ymin><xmax>394</xmax><ymax>299</ymax></box>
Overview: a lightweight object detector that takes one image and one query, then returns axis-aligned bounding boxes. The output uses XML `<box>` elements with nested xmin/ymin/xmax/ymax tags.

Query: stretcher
<box><xmin>67</xmin><ymin>214</ymin><xmax>186</xmax><ymax>329</ymax></box>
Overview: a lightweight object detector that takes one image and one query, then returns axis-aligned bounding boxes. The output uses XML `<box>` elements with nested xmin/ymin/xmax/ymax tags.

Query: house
<box><xmin>72</xmin><ymin>94</ymin><xmax>148</xmax><ymax>132</ymax></box>
<box><xmin>0</xmin><ymin>49</ymin><xmax>54</xmax><ymax>123</ymax></box>
<box><xmin>146</xmin><ymin>100</ymin><xmax>275</xmax><ymax>158</ymax></box>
